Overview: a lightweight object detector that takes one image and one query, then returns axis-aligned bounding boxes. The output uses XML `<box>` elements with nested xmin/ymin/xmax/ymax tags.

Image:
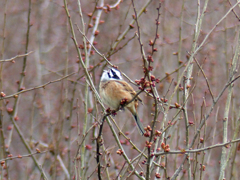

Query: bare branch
<box><xmin>0</xmin><ymin>72</ymin><xmax>76</xmax><ymax>100</ymax></box>
<box><xmin>0</xmin><ymin>51</ymin><xmax>33</xmax><ymax>62</ymax></box>
<box><xmin>156</xmin><ymin>138</ymin><xmax>240</xmax><ymax>156</ymax></box>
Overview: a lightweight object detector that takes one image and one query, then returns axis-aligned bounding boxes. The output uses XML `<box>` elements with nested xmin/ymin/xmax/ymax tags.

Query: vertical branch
<box><xmin>226</xmin><ymin>108</ymin><xmax>240</xmax><ymax>179</ymax></box>
<box><xmin>78</xmin><ymin>0</ymin><xmax>104</xmax><ymax>177</ymax></box>
<box><xmin>64</xmin><ymin>16</ymin><xmax>73</xmax><ymax>179</ymax></box>
<box><xmin>228</xmin><ymin>114</ymin><xmax>240</xmax><ymax>180</ymax></box>
<box><xmin>7</xmin><ymin>0</ymin><xmax>32</xmax><ymax>139</ymax></box>
<box><xmin>203</xmin><ymin>107</ymin><xmax>219</xmax><ymax>179</ymax></box>
<box><xmin>87</xmin><ymin>0</ymin><xmax>103</xmax><ymax>56</ymax></box>
<box><xmin>218</xmin><ymin>25</ymin><xmax>240</xmax><ymax>180</ymax></box>
<box><xmin>200</xmin><ymin>103</ymin><xmax>207</xmax><ymax>180</ymax></box>
<box><xmin>0</xmin><ymin>0</ymin><xmax>8</xmax><ymax>176</ymax></box>
<box><xmin>176</xmin><ymin>0</ymin><xmax>185</xmax><ymax>103</ymax></box>
<box><xmin>67</xmin><ymin>80</ymin><xmax>78</xmax><ymax>178</ymax></box>
<box><xmin>96</xmin><ymin>115</ymin><xmax>108</xmax><ymax>180</ymax></box>
<box><xmin>131</xmin><ymin>1</ymin><xmax>161</xmax><ymax>179</ymax></box>
<box><xmin>224</xmin><ymin>1</ymin><xmax>229</xmax><ymax>78</ymax></box>
<box><xmin>53</xmin><ymin>26</ymin><xmax>70</xmax><ymax>180</ymax></box>
<box><xmin>174</xmin><ymin>0</ymin><xmax>185</xmax><ymax>179</ymax></box>
<box><xmin>183</xmin><ymin>0</ymin><xmax>209</xmax><ymax>178</ymax></box>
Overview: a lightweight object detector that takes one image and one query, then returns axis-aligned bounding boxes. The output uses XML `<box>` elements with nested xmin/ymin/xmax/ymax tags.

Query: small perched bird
<box><xmin>99</xmin><ymin>68</ymin><xmax>145</xmax><ymax>135</ymax></box>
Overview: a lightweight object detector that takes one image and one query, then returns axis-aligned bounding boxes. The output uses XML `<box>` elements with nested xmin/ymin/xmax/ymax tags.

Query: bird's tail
<box><xmin>133</xmin><ymin>113</ymin><xmax>145</xmax><ymax>136</ymax></box>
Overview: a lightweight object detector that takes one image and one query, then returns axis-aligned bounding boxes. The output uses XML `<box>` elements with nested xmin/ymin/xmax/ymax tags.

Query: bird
<box><xmin>99</xmin><ymin>68</ymin><xmax>145</xmax><ymax>135</ymax></box>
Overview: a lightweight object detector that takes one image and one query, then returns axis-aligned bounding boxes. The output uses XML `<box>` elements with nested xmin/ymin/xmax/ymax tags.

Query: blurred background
<box><xmin>0</xmin><ymin>0</ymin><xmax>240</xmax><ymax>179</ymax></box>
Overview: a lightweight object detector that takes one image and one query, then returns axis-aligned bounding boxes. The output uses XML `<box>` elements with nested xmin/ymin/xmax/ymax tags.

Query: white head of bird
<box><xmin>100</xmin><ymin>68</ymin><xmax>123</xmax><ymax>82</ymax></box>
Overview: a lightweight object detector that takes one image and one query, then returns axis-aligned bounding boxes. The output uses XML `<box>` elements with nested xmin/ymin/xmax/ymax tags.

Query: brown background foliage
<box><xmin>0</xmin><ymin>0</ymin><xmax>240</xmax><ymax>179</ymax></box>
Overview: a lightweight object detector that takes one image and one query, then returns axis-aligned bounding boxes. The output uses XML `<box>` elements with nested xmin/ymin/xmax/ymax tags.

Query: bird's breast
<box><xmin>100</xmin><ymin>80</ymin><xmax>136</xmax><ymax>110</ymax></box>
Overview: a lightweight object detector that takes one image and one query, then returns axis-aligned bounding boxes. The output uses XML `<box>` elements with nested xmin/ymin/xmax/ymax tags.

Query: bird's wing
<box><xmin>115</xmin><ymin>80</ymin><xmax>142</xmax><ymax>102</ymax></box>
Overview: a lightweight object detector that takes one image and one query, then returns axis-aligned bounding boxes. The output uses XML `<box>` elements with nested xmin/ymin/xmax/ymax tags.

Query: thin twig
<box><xmin>192</xmin><ymin>54</ymin><xmax>215</xmax><ymax>101</ymax></box>
<box><xmin>151</xmin><ymin>3</ymin><xmax>161</xmax><ymax>56</ymax></box>
<box><xmin>0</xmin><ymin>51</ymin><xmax>33</xmax><ymax>62</ymax></box>
<box><xmin>102</xmin><ymin>0</ymin><xmax>121</xmax><ymax>10</ymax></box>
<box><xmin>0</xmin><ymin>72</ymin><xmax>76</xmax><ymax>100</ymax></box>
<box><xmin>0</xmin><ymin>150</ymin><xmax>48</xmax><ymax>162</ymax></box>
<box><xmin>228</xmin><ymin>0</ymin><xmax>240</xmax><ymax>21</ymax></box>
<box><xmin>155</xmin><ymin>138</ymin><xmax>240</xmax><ymax>156</ymax></box>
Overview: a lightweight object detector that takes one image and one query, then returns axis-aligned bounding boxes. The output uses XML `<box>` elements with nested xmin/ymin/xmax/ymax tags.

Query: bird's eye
<box><xmin>113</xmin><ymin>75</ymin><xmax>120</xmax><ymax>79</ymax></box>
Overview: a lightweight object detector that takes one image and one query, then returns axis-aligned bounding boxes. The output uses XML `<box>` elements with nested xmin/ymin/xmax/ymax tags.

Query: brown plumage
<box><xmin>100</xmin><ymin>73</ymin><xmax>144</xmax><ymax>135</ymax></box>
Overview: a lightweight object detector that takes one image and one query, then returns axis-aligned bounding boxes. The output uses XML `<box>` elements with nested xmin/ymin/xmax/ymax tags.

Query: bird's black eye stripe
<box><xmin>107</xmin><ymin>72</ymin><xmax>111</xmax><ymax>78</ymax></box>
<box><xmin>111</xmin><ymin>69</ymin><xmax>121</xmax><ymax>79</ymax></box>
<box><xmin>113</xmin><ymin>75</ymin><xmax>120</xmax><ymax>79</ymax></box>
<box><xmin>111</xmin><ymin>69</ymin><xmax>117</xmax><ymax>76</ymax></box>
